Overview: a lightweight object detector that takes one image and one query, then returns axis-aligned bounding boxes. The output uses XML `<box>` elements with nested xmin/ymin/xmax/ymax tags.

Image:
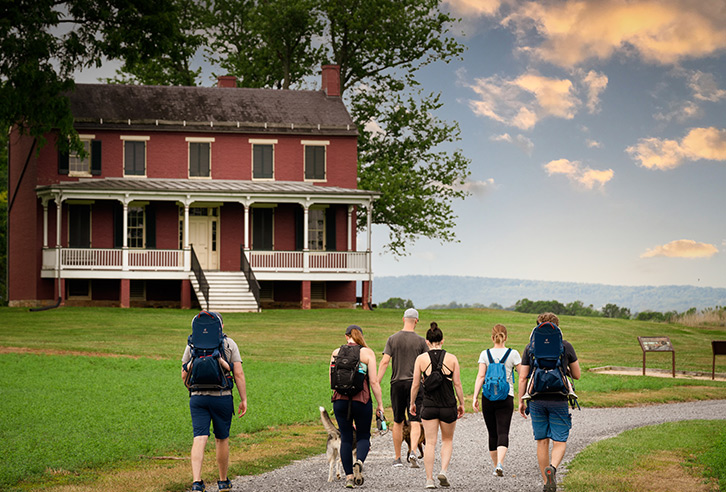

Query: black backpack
<box><xmin>183</xmin><ymin>311</ymin><xmax>234</xmax><ymax>392</ymax></box>
<box><xmin>526</xmin><ymin>322</ymin><xmax>568</xmax><ymax>396</ymax></box>
<box><xmin>330</xmin><ymin>344</ymin><xmax>365</xmax><ymax>397</ymax></box>
<box><xmin>423</xmin><ymin>350</ymin><xmax>446</xmax><ymax>393</ymax></box>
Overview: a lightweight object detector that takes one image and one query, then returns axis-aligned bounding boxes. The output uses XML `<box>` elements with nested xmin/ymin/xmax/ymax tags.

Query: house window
<box><xmin>188</xmin><ymin>139</ymin><xmax>213</xmax><ymax>178</ymax></box>
<box><xmin>308</xmin><ymin>208</ymin><xmax>325</xmax><ymax>251</ymax></box>
<box><xmin>252</xmin><ymin>142</ymin><xmax>275</xmax><ymax>179</ymax></box>
<box><xmin>130</xmin><ymin>280</ymin><xmax>146</xmax><ymax>300</ymax></box>
<box><xmin>304</xmin><ymin>144</ymin><xmax>326</xmax><ymax>180</ymax></box>
<box><xmin>123</xmin><ymin>138</ymin><xmax>148</xmax><ymax>176</ymax></box>
<box><xmin>69</xmin><ymin>139</ymin><xmax>91</xmax><ymax>176</ymax></box>
<box><xmin>127</xmin><ymin>207</ymin><xmax>145</xmax><ymax>248</ymax></box>
<box><xmin>67</xmin><ymin>279</ymin><xmax>91</xmax><ymax>299</ymax></box>
<box><xmin>311</xmin><ymin>281</ymin><xmax>326</xmax><ymax>301</ymax></box>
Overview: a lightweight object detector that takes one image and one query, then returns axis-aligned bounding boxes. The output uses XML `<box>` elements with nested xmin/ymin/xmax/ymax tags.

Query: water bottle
<box><xmin>376</xmin><ymin>412</ymin><xmax>387</xmax><ymax>433</ymax></box>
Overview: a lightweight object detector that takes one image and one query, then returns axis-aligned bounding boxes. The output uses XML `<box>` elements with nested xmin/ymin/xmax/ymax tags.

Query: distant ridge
<box><xmin>373</xmin><ymin>275</ymin><xmax>726</xmax><ymax>313</ymax></box>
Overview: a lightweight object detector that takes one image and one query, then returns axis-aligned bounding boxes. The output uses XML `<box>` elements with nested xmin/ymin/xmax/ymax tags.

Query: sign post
<box><xmin>637</xmin><ymin>336</ymin><xmax>675</xmax><ymax>377</ymax></box>
<box><xmin>712</xmin><ymin>341</ymin><xmax>726</xmax><ymax>380</ymax></box>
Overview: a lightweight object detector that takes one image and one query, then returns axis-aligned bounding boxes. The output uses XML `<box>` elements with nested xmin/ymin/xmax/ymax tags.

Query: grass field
<box><xmin>0</xmin><ymin>306</ymin><xmax>725</xmax><ymax>491</ymax></box>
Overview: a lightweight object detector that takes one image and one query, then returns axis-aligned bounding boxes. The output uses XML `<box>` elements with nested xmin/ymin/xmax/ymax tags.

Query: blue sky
<box><xmin>73</xmin><ymin>0</ymin><xmax>726</xmax><ymax>289</ymax></box>
<box><xmin>371</xmin><ymin>0</ymin><xmax>726</xmax><ymax>289</ymax></box>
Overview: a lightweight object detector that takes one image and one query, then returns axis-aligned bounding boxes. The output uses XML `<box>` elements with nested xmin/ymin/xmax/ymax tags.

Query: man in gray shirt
<box><xmin>378</xmin><ymin>308</ymin><xmax>429</xmax><ymax>468</ymax></box>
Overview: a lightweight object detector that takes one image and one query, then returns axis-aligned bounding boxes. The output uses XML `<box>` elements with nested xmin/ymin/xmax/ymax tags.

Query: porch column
<box><xmin>347</xmin><ymin>205</ymin><xmax>353</xmax><ymax>251</ymax></box>
<box><xmin>243</xmin><ymin>203</ymin><xmax>250</xmax><ymax>250</ymax></box>
<box><xmin>362</xmin><ymin>281</ymin><xmax>371</xmax><ymax>311</ymax></box>
<box><xmin>366</xmin><ymin>201</ymin><xmax>373</xmax><ymax>309</ymax></box>
<box><xmin>42</xmin><ymin>198</ymin><xmax>49</xmax><ymax>248</ymax></box>
<box><xmin>181</xmin><ymin>279</ymin><xmax>192</xmax><ymax>309</ymax></box>
<box><xmin>183</xmin><ymin>199</ymin><xmax>191</xmax><ymax>272</ymax></box>
<box><xmin>121</xmin><ymin>197</ymin><xmax>129</xmax><ymax>270</ymax></box>
<box><xmin>120</xmin><ymin>279</ymin><xmax>130</xmax><ymax>308</ymax></box>
<box><xmin>301</xmin><ymin>281</ymin><xmax>311</xmax><ymax>310</ymax></box>
<box><xmin>303</xmin><ymin>204</ymin><xmax>309</xmax><ymax>272</ymax></box>
<box><xmin>54</xmin><ymin>194</ymin><xmax>63</xmax><ymax>304</ymax></box>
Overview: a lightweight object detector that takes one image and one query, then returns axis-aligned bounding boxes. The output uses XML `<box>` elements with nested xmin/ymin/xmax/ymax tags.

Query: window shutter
<box><xmin>263</xmin><ymin>145</ymin><xmax>272</xmax><ymax>178</ymax></box>
<box><xmin>326</xmin><ymin>207</ymin><xmax>336</xmax><ymax>251</ymax></box>
<box><xmin>58</xmin><ymin>148</ymin><xmax>69</xmax><ymax>175</ymax></box>
<box><xmin>91</xmin><ymin>140</ymin><xmax>102</xmax><ymax>175</ymax></box>
<box><xmin>305</xmin><ymin>146</ymin><xmax>314</xmax><ymax>179</ymax></box>
<box><xmin>124</xmin><ymin>141</ymin><xmax>133</xmax><ymax>175</ymax></box>
<box><xmin>189</xmin><ymin>143</ymin><xmax>199</xmax><ymax>176</ymax></box>
<box><xmin>315</xmin><ymin>147</ymin><xmax>325</xmax><ymax>179</ymax></box>
<box><xmin>135</xmin><ymin>141</ymin><xmax>145</xmax><ymax>175</ymax></box>
<box><xmin>145</xmin><ymin>204</ymin><xmax>156</xmax><ymax>249</ymax></box>
<box><xmin>200</xmin><ymin>143</ymin><xmax>210</xmax><ymax>177</ymax></box>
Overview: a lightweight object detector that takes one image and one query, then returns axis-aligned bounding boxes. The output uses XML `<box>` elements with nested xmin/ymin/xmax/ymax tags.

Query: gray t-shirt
<box><xmin>182</xmin><ymin>336</ymin><xmax>242</xmax><ymax>396</ymax></box>
<box><xmin>383</xmin><ymin>330</ymin><xmax>428</xmax><ymax>383</ymax></box>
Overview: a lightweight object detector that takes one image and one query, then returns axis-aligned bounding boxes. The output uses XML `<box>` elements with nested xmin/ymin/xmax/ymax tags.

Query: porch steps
<box><xmin>190</xmin><ymin>271</ymin><xmax>260</xmax><ymax>313</ymax></box>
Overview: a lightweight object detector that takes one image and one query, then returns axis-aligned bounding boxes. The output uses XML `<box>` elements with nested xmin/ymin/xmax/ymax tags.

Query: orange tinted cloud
<box><xmin>627</xmin><ymin>127</ymin><xmax>726</xmax><ymax>169</ymax></box>
<box><xmin>544</xmin><ymin>158</ymin><xmax>614</xmax><ymax>189</ymax></box>
<box><xmin>641</xmin><ymin>239</ymin><xmax>719</xmax><ymax>258</ymax></box>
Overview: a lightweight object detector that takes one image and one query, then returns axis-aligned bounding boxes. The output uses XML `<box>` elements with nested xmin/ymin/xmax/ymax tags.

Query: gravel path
<box><xmin>224</xmin><ymin>400</ymin><xmax>726</xmax><ymax>492</ymax></box>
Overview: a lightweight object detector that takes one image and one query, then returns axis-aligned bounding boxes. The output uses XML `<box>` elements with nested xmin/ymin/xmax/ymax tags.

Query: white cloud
<box><xmin>455</xmin><ymin>178</ymin><xmax>498</xmax><ymax>197</ymax></box>
<box><xmin>586</xmin><ymin>139</ymin><xmax>602</xmax><ymax>148</ymax></box>
<box><xmin>502</xmin><ymin>0</ymin><xmax>726</xmax><ymax>68</ymax></box>
<box><xmin>580</xmin><ymin>70</ymin><xmax>608</xmax><ymax>113</ymax></box>
<box><xmin>641</xmin><ymin>239</ymin><xmax>719</xmax><ymax>258</ymax></box>
<box><xmin>688</xmin><ymin>70</ymin><xmax>726</xmax><ymax>102</ymax></box>
<box><xmin>444</xmin><ymin>0</ymin><xmax>501</xmax><ymax>16</ymax></box>
<box><xmin>627</xmin><ymin>127</ymin><xmax>726</xmax><ymax>170</ymax></box>
<box><xmin>543</xmin><ymin>158</ymin><xmax>614</xmax><ymax>189</ymax></box>
<box><xmin>463</xmin><ymin>71</ymin><xmax>580</xmax><ymax>129</ymax></box>
<box><xmin>653</xmin><ymin>100</ymin><xmax>703</xmax><ymax>123</ymax></box>
<box><xmin>491</xmin><ymin>133</ymin><xmax>534</xmax><ymax>154</ymax></box>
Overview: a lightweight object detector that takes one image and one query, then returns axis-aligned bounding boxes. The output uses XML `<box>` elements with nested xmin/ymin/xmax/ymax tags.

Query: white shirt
<box><xmin>478</xmin><ymin>347</ymin><xmax>522</xmax><ymax>397</ymax></box>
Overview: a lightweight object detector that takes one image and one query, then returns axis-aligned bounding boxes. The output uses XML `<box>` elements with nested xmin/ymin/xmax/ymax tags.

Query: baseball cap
<box><xmin>403</xmin><ymin>308</ymin><xmax>419</xmax><ymax>319</ymax></box>
<box><xmin>346</xmin><ymin>324</ymin><xmax>362</xmax><ymax>335</ymax></box>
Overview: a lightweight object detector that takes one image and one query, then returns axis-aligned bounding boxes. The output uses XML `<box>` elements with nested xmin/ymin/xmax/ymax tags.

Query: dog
<box><xmin>402</xmin><ymin>418</ymin><xmax>425</xmax><ymax>462</ymax></box>
<box><xmin>319</xmin><ymin>406</ymin><xmax>357</xmax><ymax>482</ymax></box>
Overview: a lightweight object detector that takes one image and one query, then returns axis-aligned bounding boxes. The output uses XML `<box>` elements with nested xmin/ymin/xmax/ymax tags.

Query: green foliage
<box><xmin>378</xmin><ymin>297</ymin><xmax>414</xmax><ymax>309</ymax></box>
<box><xmin>697</xmin><ymin>425</ymin><xmax>726</xmax><ymax>490</ymax></box>
<box><xmin>0</xmin><ymin>0</ymin><xmax>182</xmax><ymax>152</ymax></box>
<box><xmin>602</xmin><ymin>303</ymin><xmax>631</xmax><ymax>319</ymax></box>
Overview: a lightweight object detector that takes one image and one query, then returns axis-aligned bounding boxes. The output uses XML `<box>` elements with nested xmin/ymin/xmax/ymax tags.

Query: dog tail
<box><xmin>319</xmin><ymin>406</ymin><xmax>340</xmax><ymax>438</ymax></box>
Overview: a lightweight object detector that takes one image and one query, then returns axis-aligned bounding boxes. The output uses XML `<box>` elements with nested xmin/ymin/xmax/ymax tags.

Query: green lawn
<box><xmin>0</xmin><ymin>306</ymin><xmax>725</xmax><ymax>490</ymax></box>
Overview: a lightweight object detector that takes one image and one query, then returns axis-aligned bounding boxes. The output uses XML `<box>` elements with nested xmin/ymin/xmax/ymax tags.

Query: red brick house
<box><xmin>8</xmin><ymin>66</ymin><xmax>378</xmax><ymax>311</ymax></box>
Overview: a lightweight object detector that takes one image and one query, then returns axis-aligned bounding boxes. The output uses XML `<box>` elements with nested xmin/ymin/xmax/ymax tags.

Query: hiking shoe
<box><xmin>345</xmin><ymin>477</ymin><xmax>355</xmax><ymax>488</ymax></box>
<box><xmin>437</xmin><ymin>471</ymin><xmax>450</xmax><ymax>487</ymax></box>
<box><xmin>495</xmin><ymin>465</ymin><xmax>504</xmax><ymax>477</ymax></box>
<box><xmin>409</xmin><ymin>453</ymin><xmax>420</xmax><ymax>468</ymax></box>
<box><xmin>425</xmin><ymin>479</ymin><xmax>436</xmax><ymax>489</ymax></box>
<box><xmin>191</xmin><ymin>481</ymin><xmax>205</xmax><ymax>492</ymax></box>
<box><xmin>392</xmin><ymin>457</ymin><xmax>404</xmax><ymax>467</ymax></box>
<box><xmin>217</xmin><ymin>479</ymin><xmax>232</xmax><ymax>491</ymax></box>
<box><xmin>544</xmin><ymin>465</ymin><xmax>556</xmax><ymax>492</ymax></box>
<box><xmin>353</xmin><ymin>459</ymin><xmax>365</xmax><ymax>486</ymax></box>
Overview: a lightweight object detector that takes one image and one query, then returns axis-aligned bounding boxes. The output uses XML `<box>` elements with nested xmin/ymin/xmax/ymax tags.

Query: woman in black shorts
<box><xmin>410</xmin><ymin>322</ymin><xmax>465</xmax><ymax>489</ymax></box>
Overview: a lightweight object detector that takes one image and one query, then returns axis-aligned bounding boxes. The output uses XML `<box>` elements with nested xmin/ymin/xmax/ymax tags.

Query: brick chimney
<box><xmin>321</xmin><ymin>65</ymin><xmax>341</xmax><ymax>97</ymax></box>
<box><xmin>217</xmin><ymin>75</ymin><xmax>237</xmax><ymax>88</ymax></box>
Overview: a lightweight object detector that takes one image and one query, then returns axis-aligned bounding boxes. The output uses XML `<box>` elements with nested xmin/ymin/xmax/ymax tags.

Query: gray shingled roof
<box><xmin>69</xmin><ymin>84</ymin><xmax>357</xmax><ymax>135</ymax></box>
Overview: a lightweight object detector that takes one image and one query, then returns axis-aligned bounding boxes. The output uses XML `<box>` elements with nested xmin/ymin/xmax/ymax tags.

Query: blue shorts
<box><xmin>529</xmin><ymin>399</ymin><xmax>572</xmax><ymax>442</ymax></box>
<box><xmin>190</xmin><ymin>395</ymin><xmax>234</xmax><ymax>439</ymax></box>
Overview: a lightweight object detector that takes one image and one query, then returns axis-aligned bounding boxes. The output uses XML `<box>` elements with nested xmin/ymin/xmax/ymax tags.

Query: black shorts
<box><xmin>390</xmin><ymin>380</ymin><xmax>423</xmax><ymax>423</ymax></box>
<box><xmin>420</xmin><ymin>405</ymin><xmax>458</xmax><ymax>424</ymax></box>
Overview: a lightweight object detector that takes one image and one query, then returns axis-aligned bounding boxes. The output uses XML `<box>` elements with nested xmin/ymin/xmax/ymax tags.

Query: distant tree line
<box><xmin>378</xmin><ymin>297</ymin><xmax>724</xmax><ymax>325</ymax></box>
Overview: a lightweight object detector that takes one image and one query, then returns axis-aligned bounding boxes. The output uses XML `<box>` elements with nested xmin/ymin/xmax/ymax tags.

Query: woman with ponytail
<box><xmin>473</xmin><ymin>324</ymin><xmax>522</xmax><ymax>478</ymax></box>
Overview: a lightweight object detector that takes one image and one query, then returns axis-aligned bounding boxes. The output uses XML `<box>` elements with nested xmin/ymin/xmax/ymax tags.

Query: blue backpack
<box><xmin>482</xmin><ymin>348</ymin><xmax>512</xmax><ymax>401</ymax></box>
<box><xmin>183</xmin><ymin>311</ymin><xmax>234</xmax><ymax>392</ymax></box>
<box><xmin>526</xmin><ymin>322</ymin><xmax>568</xmax><ymax>396</ymax></box>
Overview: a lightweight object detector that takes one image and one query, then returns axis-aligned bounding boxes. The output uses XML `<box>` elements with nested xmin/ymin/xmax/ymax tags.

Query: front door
<box><xmin>188</xmin><ymin>208</ymin><xmax>219</xmax><ymax>270</ymax></box>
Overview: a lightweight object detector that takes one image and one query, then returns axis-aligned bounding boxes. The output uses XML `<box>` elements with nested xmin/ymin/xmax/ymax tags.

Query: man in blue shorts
<box><xmin>182</xmin><ymin>311</ymin><xmax>248</xmax><ymax>492</ymax></box>
<box><xmin>378</xmin><ymin>308</ymin><xmax>429</xmax><ymax>468</ymax></box>
<box><xmin>518</xmin><ymin>312</ymin><xmax>580</xmax><ymax>492</ymax></box>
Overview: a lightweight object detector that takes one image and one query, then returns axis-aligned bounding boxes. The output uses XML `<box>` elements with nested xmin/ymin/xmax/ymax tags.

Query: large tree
<box><xmin>0</xmin><ymin>0</ymin><xmax>180</xmax><ymax>152</ymax></box>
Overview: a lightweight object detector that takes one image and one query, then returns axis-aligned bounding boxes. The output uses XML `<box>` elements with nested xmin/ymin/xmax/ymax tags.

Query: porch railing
<box><xmin>239</xmin><ymin>247</ymin><xmax>261</xmax><ymax>305</ymax></box>
<box><xmin>190</xmin><ymin>246</ymin><xmax>209</xmax><ymax>311</ymax></box>
<box><xmin>248</xmin><ymin>250</ymin><xmax>368</xmax><ymax>272</ymax></box>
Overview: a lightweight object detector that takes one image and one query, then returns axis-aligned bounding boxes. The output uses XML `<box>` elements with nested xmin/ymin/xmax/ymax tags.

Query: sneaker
<box><xmin>522</xmin><ymin>392</ymin><xmax>532</xmax><ymax>401</ymax></box>
<box><xmin>409</xmin><ymin>453</ymin><xmax>420</xmax><ymax>468</ymax></box>
<box><xmin>191</xmin><ymin>481</ymin><xmax>205</xmax><ymax>492</ymax></box>
<box><xmin>437</xmin><ymin>471</ymin><xmax>450</xmax><ymax>487</ymax></box>
<box><xmin>425</xmin><ymin>479</ymin><xmax>436</xmax><ymax>489</ymax></box>
<box><xmin>495</xmin><ymin>465</ymin><xmax>504</xmax><ymax>477</ymax></box>
<box><xmin>217</xmin><ymin>479</ymin><xmax>232</xmax><ymax>491</ymax></box>
<box><xmin>345</xmin><ymin>477</ymin><xmax>355</xmax><ymax>488</ymax></box>
<box><xmin>392</xmin><ymin>457</ymin><xmax>404</xmax><ymax>467</ymax></box>
<box><xmin>544</xmin><ymin>465</ymin><xmax>556</xmax><ymax>492</ymax></box>
<box><xmin>353</xmin><ymin>459</ymin><xmax>365</xmax><ymax>486</ymax></box>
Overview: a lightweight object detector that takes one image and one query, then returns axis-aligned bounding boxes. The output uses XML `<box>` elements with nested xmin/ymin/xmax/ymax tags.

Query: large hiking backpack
<box><xmin>481</xmin><ymin>348</ymin><xmax>512</xmax><ymax>401</ymax></box>
<box><xmin>184</xmin><ymin>311</ymin><xmax>234</xmax><ymax>392</ymax></box>
<box><xmin>526</xmin><ymin>322</ymin><xmax>568</xmax><ymax>397</ymax></box>
<box><xmin>423</xmin><ymin>350</ymin><xmax>446</xmax><ymax>393</ymax></box>
<box><xmin>330</xmin><ymin>344</ymin><xmax>365</xmax><ymax>397</ymax></box>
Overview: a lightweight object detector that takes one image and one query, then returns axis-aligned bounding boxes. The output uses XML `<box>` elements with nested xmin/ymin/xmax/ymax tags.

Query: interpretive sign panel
<box><xmin>637</xmin><ymin>336</ymin><xmax>675</xmax><ymax>377</ymax></box>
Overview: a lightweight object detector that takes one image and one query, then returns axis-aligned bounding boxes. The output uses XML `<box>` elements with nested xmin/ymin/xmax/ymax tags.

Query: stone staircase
<box><xmin>190</xmin><ymin>271</ymin><xmax>260</xmax><ymax>313</ymax></box>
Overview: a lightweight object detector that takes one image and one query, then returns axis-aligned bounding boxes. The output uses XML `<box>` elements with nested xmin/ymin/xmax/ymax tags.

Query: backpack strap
<box><xmin>486</xmin><ymin>349</ymin><xmax>494</xmax><ymax>364</ymax></box>
<box><xmin>500</xmin><ymin>348</ymin><xmax>512</xmax><ymax>364</ymax></box>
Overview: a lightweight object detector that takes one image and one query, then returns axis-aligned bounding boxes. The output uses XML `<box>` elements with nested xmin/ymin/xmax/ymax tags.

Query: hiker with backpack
<box><xmin>377</xmin><ymin>308</ymin><xmax>429</xmax><ymax>469</ymax></box>
<box><xmin>181</xmin><ymin>311</ymin><xmax>248</xmax><ymax>492</ymax></box>
<box><xmin>518</xmin><ymin>313</ymin><xmax>580</xmax><ymax>492</ymax></box>
<box><xmin>330</xmin><ymin>324</ymin><xmax>385</xmax><ymax>488</ymax></box>
<box><xmin>409</xmin><ymin>322</ymin><xmax>465</xmax><ymax>489</ymax></box>
<box><xmin>473</xmin><ymin>324</ymin><xmax>522</xmax><ymax>478</ymax></box>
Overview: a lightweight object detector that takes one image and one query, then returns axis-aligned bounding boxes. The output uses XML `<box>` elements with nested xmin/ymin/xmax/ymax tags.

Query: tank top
<box><xmin>332</xmin><ymin>343</ymin><xmax>371</xmax><ymax>404</ymax></box>
<box><xmin>422</xmin><ymin>349</ymin><xmax>456</xmax><ymax>408</ymax></box>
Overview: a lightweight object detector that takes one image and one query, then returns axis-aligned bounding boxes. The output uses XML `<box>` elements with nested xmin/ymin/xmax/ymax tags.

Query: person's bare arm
<box><xmin>233</xmin><ymin>361</ymin><xmax>247</xmax><ymax>417</ymax></box>
<box><xmin>377</xmin><ymin>353</ymin><xmax>391</xmax><ymax>385</ymax></box>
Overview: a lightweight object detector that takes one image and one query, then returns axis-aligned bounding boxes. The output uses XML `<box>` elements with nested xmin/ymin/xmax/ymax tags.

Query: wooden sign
<box><xmin>637</xmin><ymin>336</ymin><xmax>675</xmax><ymax>377</ymax></box>
<box><xmin>713</xmin><ymin>341</ymin><xmax>726</xmax><ymax>380</ymax></box>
